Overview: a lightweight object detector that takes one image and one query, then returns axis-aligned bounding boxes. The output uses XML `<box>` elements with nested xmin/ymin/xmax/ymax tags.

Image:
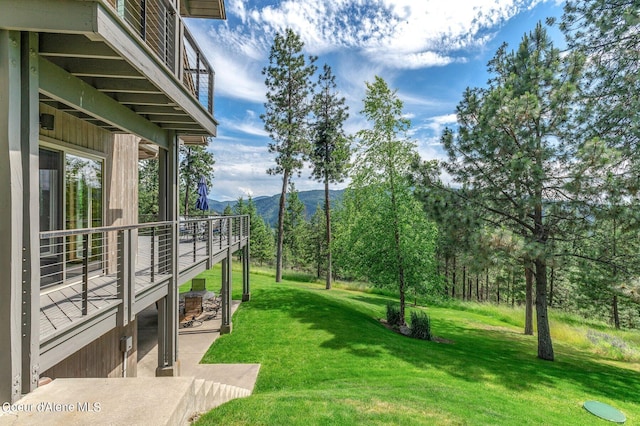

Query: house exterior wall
<box><xmin>105</xmin><ymin>133</ymin><xmax>140</xmax><ymax>275</ymax></box>
<box><xmin>40</xmin><ymin>319</ymin><xmax>138</xmax><ymax>379</ymax></box>
<box><xmin>1</xmin><ymin>0</ymin><xmax>226</xmax><ymax>404</ymax></box>
<box><xmin>39</xmin><ymin>103</ymin><xmax>110</xmax><ymax>154</ymax></box>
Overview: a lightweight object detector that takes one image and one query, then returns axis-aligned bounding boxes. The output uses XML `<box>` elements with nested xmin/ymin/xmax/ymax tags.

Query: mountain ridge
<box><xmin>208</xmin><ymin>189</ymin><xmax>345</xmax><ymax>227</ymax></box>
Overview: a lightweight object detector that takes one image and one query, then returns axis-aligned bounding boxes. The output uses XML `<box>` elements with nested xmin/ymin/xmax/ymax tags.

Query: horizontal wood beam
<box><xmin>132</xmin><ymin>105</ymin><xmax>187</xmax><ymax>115</ymax></box>
<box><xmin>116</xmin><ymin>93</ymin><xmax>179</xmax><ymax>106</ymax></box>
<box><xmin>39</xmin><ymin>34</ymin><xmax>120</xmax><ymax>60</ymax></box>
<box><xmin>39</xmin><ymin>57</ymin><xmax>171</xmax><ymax>149</ymax></box>
<box><xmin>57</xmin><ymin>57</ymin><xmax>144</xmax><ymax>79</ymax></box>
<box><xmin>93</xmin><ymin>78</ymin><xmax>163</xmax><ymax>94</ymax></box>
<box><xmin>0</xmin><ymin>0</ymin><xmax>97</xmax><ymax>33</ymax></box>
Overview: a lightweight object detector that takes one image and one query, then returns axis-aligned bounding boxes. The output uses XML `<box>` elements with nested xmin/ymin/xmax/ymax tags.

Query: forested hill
<box><xmin>208</xmin><ymin>189</ymin><xmax>345</xmax><ymax>227</ymax></box>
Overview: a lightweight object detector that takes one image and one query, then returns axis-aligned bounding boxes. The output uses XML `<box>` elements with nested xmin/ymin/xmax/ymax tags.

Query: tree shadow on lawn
<box><xmin>247</xmin><ymin>285</ymin><xmax>640</xmax><ymax>404</ymax></box>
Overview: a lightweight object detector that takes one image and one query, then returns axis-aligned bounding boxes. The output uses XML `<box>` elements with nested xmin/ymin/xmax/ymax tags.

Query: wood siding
<box><xmin>105</xmin><ymin>133</ymin><xmax>139</xmax><ymax>274</ymax></box>
<box><xmin>39</xmin><ymin>103</ymin><xmax>110</xmax><ymax>153</ymax></box>
<box><xmin>41</xmin><ymin>319</ymin><xmax>138</xmax><ymax>379</ymax></box>
<box><xmin>105</xmin><ymin>133</ymin><xmax>139</xmax><ymax>227</ymax></box>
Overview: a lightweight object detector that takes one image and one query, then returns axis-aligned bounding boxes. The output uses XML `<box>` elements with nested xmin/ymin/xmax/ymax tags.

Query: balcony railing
<box><xmin>106</xmin><ymin>0</ymin><xmax>215</xmax><ymax>115</ymax></box>
<box><xmin>183</xmin><ymin>26</ymin><xmax>214</xmax><ymax>115</ymax></box>
<box><xmin>38</xmin><ymin>215</ymin><xmax>249</xmax><ymax>344</ymax></box>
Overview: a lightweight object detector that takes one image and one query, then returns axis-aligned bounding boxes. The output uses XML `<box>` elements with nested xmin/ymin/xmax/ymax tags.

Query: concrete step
<box><xmin>193</xmin><ymin>379</ymin><xmax>206</xmax><ymax>414</ymax></box>
<box><xmin>0</xmin><ymin>377</ymin><xmax>198</xmax><ymax>426</ymax></box>
<box><xmin>209</xmin><ymin>382</ymin><xmax>251</xmax><ymax>409</ymax></box>
<box><xmin>0</xmin><ymin>377</ymin><xmax>254</xmax><ymax>425</ymax></box>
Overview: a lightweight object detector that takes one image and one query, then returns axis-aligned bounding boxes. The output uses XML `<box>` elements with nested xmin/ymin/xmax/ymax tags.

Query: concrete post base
<box><xmin>242</xmin><ymin>293</ymin><xmax>251</xmax><ymax>302</ymax></box>
<box><xmin>155</xmin><ymin>361</ymin><xmax>180</xmax><ymax>377</ymax></box>
<box><xmin>220</xmin><ymin>323</ymin><xmax>233</xmax><ymax>335</ymax></box>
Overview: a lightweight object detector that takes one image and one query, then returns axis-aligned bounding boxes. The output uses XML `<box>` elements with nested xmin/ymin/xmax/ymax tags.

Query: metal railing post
<box><xmin>127</xmin><ymin>229</ymin><xmax>135</xmax><ymax>322</ymax></box>
<box><xmin>207</xmin><ymin>218</ymin><xmax>213</xmax><ymax>268</ymax></box>
<box><xmin>82</xmin><ymin>234</ymin><xmax>89</xmax><ymax>315</ymax></box>
<box><xmin>117</xmin><ymin>230</ymin><xmax>127</xmax><ymax>326</ymax></box>
<box><xmin>150</xmin><ymin>226</ymin><xmax>156</xmax><ymax>283</ymax></box>
<box><xmin>192</xmin><ymin>221</ymin><xmax>197</xmax><ymax>262</ymax></box>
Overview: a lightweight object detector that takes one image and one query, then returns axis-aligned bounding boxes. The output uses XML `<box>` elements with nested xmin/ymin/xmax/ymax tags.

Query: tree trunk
<box><xmin>462</xmin><ymin>265</ymin><xmax>466</xmax><ymax>301</ymax></box>
<box><xmin>275</xmin><ymin>171</ymin><xmax>289</xmax><ymax>283</ymax></box>
<box><xmin>511</xmin><ymin>270</ymin><xmax>515</xmax><ymax>308</ymax></box>
<box><xmin>485</xmin><ymin>268</ymin><xmax>489</xmax><ymax>302</ymax></box>
<box><xmin>444</xmin><ymin>256</ymin><xmax>449</xmax><ymax>296</ymax></box>
<box><xmin>549</xmin><ymin>266</ymin><xmax>555</xmax><ymax>307</ymax></box>
<box><xmin>393</xmin><ymin>217</ymin><xmax>406</xmax><ymax>326</ymax></box>
<box><xmin>612</xmin><ymin>295</ymin><xmax>620</xmax><ymax>329</ymax></box>
<box><xmin>524</xmin><ymin>261</ymin><xmax>534</xmax><ymax>336</ymax></box>
<box><xmin>535</xmin><ymin>258</ymin><xmax>554</xmax><ymax>361</ymax></box>
<box><xmin>476</xmin><ymin>274</ymin><xmax>480</xmax><ymax>302</ymax></box>
<box><xmin>451</xmin><ymin>256</ymin><xmax>456</xmax><ymax>298</ymax></box>
<box><xmin>324</xmin><ymin>178</ymin><xmax>332</xmax><ymax>289</ymax></box>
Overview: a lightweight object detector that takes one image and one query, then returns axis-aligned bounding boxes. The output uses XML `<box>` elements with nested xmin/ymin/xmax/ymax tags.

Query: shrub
<box><xmin>386</xmin><ymin>302</ymin><xmax>401</xmax><ymax>326</ymax></box>
<box><xmin>410</xmin><ymin>310</ymin><xmax>432</xmax><ymax>341</ymax></box>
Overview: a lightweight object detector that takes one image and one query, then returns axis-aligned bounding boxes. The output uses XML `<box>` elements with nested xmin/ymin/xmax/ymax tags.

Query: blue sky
<box><xmin>186</xmin><ymin>0</ymin><xmax>565</xmax><ymax>201</ymax></box>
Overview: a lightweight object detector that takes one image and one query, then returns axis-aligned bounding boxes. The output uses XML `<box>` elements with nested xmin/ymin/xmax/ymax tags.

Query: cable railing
<box><xmin>111</xmin><ymin>0</ymin><xmax>177</xmax><ymax>71</ymax></box>
<box><xmin>105</xmin><ymin>0</ymin><xmax>215</xmax><ymax>115</ymax></box>
<box><xmin>183</xmin><ymin>26</ymin><xmax>214</xmax><ymax>114</ymax></box>
<box><xmin>38</xmin><ymin>215</ymin><xmax>249</xmax><ymax>340</ymax></box>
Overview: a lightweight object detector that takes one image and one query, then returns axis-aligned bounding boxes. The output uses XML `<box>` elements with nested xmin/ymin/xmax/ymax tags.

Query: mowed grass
<box><xmin>193</xmin><ymin>268</ymin><xmax>640</xmax><ymax>425</ymax></box>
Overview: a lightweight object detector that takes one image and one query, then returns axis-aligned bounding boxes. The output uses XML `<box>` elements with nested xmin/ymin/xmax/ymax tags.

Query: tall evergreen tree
<box><xmin>560</xmin><ymin>0</ymin><xmax>640</xmax><ymax>310</ymax></box>
<box><xmin>310</xmin><ymin>64</ymin><xmax>350</xmax><ymax>289</ymax></box>
<box><xmin>439</xmin><ymin>23</ymin><xmax>584</xmax><ymax>360</ymax></box>
<box><xmin>262</xmin><ymin>28</ymin><xmax>317</xmax><ymax>282</ymax></box>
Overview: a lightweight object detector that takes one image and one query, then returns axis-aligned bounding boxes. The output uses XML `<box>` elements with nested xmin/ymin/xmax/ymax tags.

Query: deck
<box><xmin>37</xmin><ymin>216</ymin><xmax>249</xmax><ymax>371</ymax></box>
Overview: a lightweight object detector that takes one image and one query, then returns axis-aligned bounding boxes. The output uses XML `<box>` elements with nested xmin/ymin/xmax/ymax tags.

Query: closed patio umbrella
<box><xmin>195</xmin><ymin>176</ymin><xmax>209</xmax><ymax>212</ymax></box>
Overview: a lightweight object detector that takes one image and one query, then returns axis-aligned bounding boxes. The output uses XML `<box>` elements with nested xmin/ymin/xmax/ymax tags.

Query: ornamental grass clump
<box><xmin>386</xmin><ymin>302</ymin><xmax>401</xmax><ymax>327</ymax></box>
<box><xmin>410</xmin><ymin>310</ymin><xmax>432</xmax><ymax>341</ymax></box>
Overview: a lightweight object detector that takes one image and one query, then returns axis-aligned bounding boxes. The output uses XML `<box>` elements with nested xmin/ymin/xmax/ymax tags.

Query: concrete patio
<box><xmin>0</xmin><ymin>301</ymin><xmax>260</xmax><ymax>425</ymax></box>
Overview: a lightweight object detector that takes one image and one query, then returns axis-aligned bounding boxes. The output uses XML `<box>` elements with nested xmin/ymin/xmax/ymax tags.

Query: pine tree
<box><xmin>440</xmin><ymin>23</ymin><xmax>584</xmax><ymax>360</ymax></box>
<box><xmin>310</xmin><ymin>64</ymin><xmax>350</xmax><ymax>289</ymax></box>
<box><xmin>262</xmin><ymin>28</ymin><xmax>316</xmax><ymax>282</ymax></box>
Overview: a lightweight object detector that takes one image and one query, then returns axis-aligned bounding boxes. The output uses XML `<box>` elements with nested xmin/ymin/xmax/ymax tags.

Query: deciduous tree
<box><xmin>346</xmin><ymin>76</ymin><xmax>438</xmax><ymax>326</ymax></box>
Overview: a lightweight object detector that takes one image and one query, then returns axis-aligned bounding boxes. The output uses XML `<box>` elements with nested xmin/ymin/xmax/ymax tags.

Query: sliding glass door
<box><xmin>39</xmin><ymin>147</ymin><xmax>104</xmax><ymax>287</ymax></box>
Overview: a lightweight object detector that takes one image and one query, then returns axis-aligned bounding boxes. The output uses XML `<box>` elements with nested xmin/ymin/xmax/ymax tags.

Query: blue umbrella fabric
<box><xmin>195</xmin><ymin>176</ymin><xmax>209</xmax><ymax>211</ymax></box>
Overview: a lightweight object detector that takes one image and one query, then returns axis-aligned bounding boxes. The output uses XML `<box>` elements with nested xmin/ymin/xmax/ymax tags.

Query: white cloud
<box><xmin>226</xmin><ymin>0</ymin><xmax>550</xmax><ymax>69</ymax></box>
<box><xmin>426</xmin><ymin>113</ymin><xmax>458</xmax><ymax>133</ymax></box>
<box><xmin>192</xmin><ymin>0</ymin><xmax>552</xmax><ymax>104</ymax></box>
<box><xmin>220</xmin><ymin>112</ymin><xmax>268</xmax><ymax>137</ymax></box>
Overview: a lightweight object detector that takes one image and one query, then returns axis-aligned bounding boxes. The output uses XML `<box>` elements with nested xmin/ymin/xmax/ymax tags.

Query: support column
<box><xmin>242</xmin><ymin>243</ymin><xmax>250</xmax><ymax>302</ymax></box>
<box><xmin>156</xmin><ymin>133</ymin><xmax>179</xmax><ymax>376</ymax></box>
<box><xmin>1</xmin><ymin>29</ymin><xmax>42</xmax><ymax>401</ymax></box>
<box><xmin>220</xmin><ymin>218</ymin><xmax>233</xmax><ymax>334</ymax></box>
<box><xmin>20</xmin><ymin>32</ymin><xmax>40</xmax><ymax>395</ymax></box>
<box><xmin>0</xmin><ymin>30</ymin><xmax>26</xmax><ymax>403</ymax></box>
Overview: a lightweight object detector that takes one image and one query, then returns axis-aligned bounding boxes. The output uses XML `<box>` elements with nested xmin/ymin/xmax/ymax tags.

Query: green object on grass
<box><xmin>191</xmin><ymin>278</ymin><xmax>206</xmax><ymax>292</ymax></box>
<box><xmin>583</xmin><ymin>401</ymin><xmax>626</xmax><ymax>423</ymax></box>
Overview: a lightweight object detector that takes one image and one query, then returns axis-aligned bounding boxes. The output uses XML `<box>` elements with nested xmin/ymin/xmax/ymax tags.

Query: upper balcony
<box><xmin>0</xmin><ymin>0</ymin><xmax>221</xmax><ymax>144</ymax></box>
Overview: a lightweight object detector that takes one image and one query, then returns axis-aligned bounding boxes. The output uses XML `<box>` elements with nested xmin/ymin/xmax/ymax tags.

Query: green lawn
<box><xmin>192</xmin><ymin>268</ymin><xmax>640</xmax><ymax>425</ymax></box>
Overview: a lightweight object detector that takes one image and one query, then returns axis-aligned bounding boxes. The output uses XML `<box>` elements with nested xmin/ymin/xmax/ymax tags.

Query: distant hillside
<box><xmin>208</xmin><ymin>189</ymin><xmax>345</xmax><ymax>227</ymax></box>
